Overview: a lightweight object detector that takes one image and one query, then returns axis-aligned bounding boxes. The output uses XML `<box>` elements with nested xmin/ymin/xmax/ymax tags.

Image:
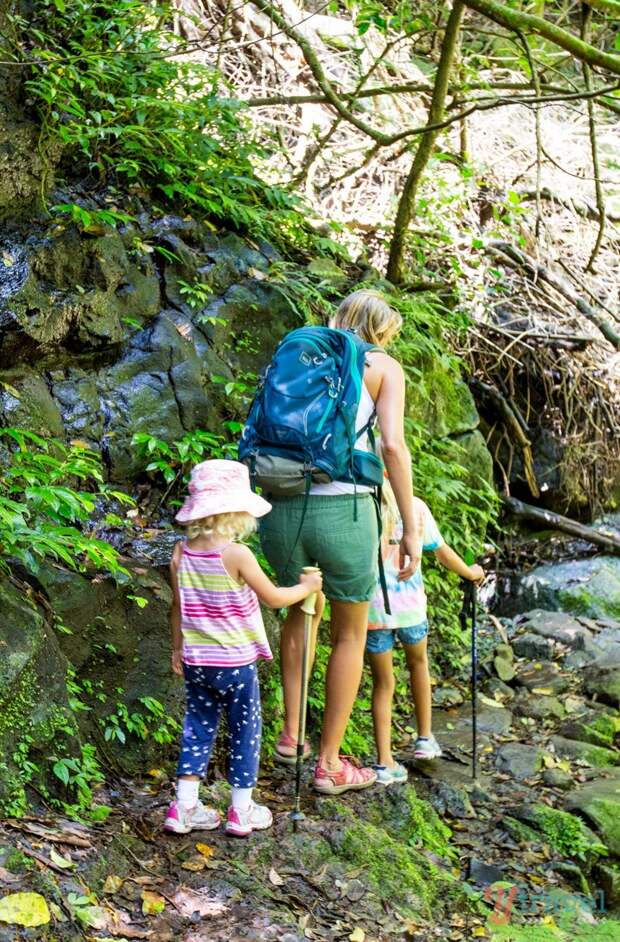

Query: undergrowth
<box><xmin>13</xmin><ymin>0</ymin><xmax>338</xmax><ymax>254</ymax></box>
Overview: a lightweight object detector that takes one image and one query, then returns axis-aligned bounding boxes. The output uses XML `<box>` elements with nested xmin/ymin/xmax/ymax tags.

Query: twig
<box><xmin>486</xmin><ymin>240</ymin><xmax>620</xmax><ymax>350</ymax></box>
<box><xmin>581</xmin><ymin>4</ymin><xmax>607</xmax><ymax>271</ymax></box>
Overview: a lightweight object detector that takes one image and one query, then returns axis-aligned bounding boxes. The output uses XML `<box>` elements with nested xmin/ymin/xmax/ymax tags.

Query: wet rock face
<box><xmin>0</xmin><ymin>213</ymin><xmax>297</xmax><ymax>481</ymax></box>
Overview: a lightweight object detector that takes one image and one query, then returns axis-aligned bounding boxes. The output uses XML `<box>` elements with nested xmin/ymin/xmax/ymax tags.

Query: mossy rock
<box><xmin>551</xmin><ymin>735</ymin><xmax>619</xmax><ymax>769</ymax></box>
<box><xmin>517</xmin><ymin>804</ymin><xmax>607</xmax><ymax>860</ymax></box>
<box><xmin>559</xmin><ymin>712</ymin><xmax>620</xmax><ymax>749</ymax></box>
<box><xmin>406</xmin><ymin>359</ymin><xmax>480</xmax><ymax>440</ymax></box>
<box><xmin>0</xmin><ymin>372</ymin><xmax>64</xmax><ymax>438</ymax></box>
<box><xmin>0</xmin><ymin>576</ymin><xmax>75</xmax><ymax>814</ymax></box>
<box><xmin>517</xmin><ymin>558</ymin><xmax>620</xmax><ymax>622</ymax></box>
<box><xmin>566</xmin><ymin>768</ymin><xmax>620</xmax><ymax>857</ymax></box>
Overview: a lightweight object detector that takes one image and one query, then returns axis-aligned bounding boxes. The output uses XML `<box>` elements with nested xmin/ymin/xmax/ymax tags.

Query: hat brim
<box><xmin>175</xmin><ymin>491</ymin><xmax>272</xmax><ymax>524</ymax></box>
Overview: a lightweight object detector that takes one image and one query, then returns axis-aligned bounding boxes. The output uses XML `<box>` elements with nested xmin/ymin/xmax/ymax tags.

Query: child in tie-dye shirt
<box><xmin>366</xmin><ymin>481</ymin><xmax>484</xmax><ymax>784</ymax></box>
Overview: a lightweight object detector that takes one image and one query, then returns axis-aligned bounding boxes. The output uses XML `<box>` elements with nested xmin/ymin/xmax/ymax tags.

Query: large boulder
<box><xmin>508</xmin><ymin>558</ymin><xmax>620</xmax><ymax>622</ymax></box>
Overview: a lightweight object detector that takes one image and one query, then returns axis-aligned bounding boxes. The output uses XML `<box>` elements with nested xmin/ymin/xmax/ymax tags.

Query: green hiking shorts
<box><xmin>259</xmin><ymin>492</ymin><xmax>379</xmax><ymax>603</ymax></box>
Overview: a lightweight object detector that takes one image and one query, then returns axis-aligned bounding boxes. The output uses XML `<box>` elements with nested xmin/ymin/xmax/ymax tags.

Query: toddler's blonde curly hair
<box><xmin>186</xmin><ymin>511</ymin><xmax>256</xmax><ymax>543</ymax></box>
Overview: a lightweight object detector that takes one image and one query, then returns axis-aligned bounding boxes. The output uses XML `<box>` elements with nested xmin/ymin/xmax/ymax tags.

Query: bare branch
<box><xmin>463</xmin><ymin>0</ymin><xmax>620</xmax><ymax>75</ymax></box>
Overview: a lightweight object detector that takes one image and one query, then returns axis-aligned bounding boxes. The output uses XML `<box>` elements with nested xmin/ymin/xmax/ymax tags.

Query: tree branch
<box><xmin>463</xmin><ymin>0</ymin><xmax>620</xmax><ymax>75</ymax></box>
<box><xmin>486</xmin><ymin>240</ymin><xmax>620</xmax><ymax>350</ymax></box>
<box><xmin>248</xmin><ymin>0</ymin><xmax>392</xmax><ymax>144</ymax></box>
<box><xmin>387</xmin><ymin>1</ymin><xmax>466</xmax><ymax>283</ymax></box>
<box><xmin>581</xmin><ymin>3</ymin><xmax>607</xmax><ymax>271</ymax></box>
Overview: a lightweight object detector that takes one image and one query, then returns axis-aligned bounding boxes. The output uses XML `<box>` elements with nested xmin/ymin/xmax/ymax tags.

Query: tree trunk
<box><xmin>386</xmin><ymin>1</ymin><xmax>465</xmax><ymax>284</ymax></box>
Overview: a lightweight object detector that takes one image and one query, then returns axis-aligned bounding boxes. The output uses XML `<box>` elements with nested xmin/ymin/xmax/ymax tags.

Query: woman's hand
<box><xmin>171</xmin><ymin>649</ymin><xmax>183</xmax><ymax>676</ymax></box>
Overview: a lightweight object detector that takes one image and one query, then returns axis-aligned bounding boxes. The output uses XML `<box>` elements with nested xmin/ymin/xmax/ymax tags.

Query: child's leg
<box><xmin>220</xmin><ymin>662</ymin><xmax>262</xmax><ymax>809</ymax></box>
<box><xmin>176</xmin><ymin>665</ymin><xmax>223</xmax><ymax>804</ymax></box>
<box><xmin>403</xmin><ymin>634</ymin><xmax>432</xmax><ymax>738</ymax></box>
<box><xmin>366</xmin><ymin>630</ymin><xmax>396</xmax><ymax>767</ymax></box>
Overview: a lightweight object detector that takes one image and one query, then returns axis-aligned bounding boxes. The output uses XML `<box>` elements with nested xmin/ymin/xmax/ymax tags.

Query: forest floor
<box><xmin>1</xmin><ymin>605</ymin><xmax>619</xmax><ymax>942</ymax></box>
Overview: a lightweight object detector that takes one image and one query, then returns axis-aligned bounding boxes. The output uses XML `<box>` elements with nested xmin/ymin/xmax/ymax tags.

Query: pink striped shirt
<box><xmin>178</xmin><ymin>545</ymin><xmax>272</xmax><ymax>667</ymax></box>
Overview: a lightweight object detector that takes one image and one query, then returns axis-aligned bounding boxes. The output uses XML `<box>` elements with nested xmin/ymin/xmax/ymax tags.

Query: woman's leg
<box><xmin>280</xmin><ymin>594</ymin><xmax>324</xmax><ymax>741</ymax></box>
<box><xmin>404</xmin><ymin>636</ymin><xmax>432</xmax><ymax>738</ymax></box>
<box><xmin>319</xmin><ymin>599</ymin><xmax>369</xmax><ymax>769</ymax></box>
<box><xmin>368</xmin><ymin>648</ymin><xmax>396</xmax><ymax>767</ymax></box>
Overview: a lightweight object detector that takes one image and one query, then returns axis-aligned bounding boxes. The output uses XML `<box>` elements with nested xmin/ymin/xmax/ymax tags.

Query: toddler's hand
<box><xmin>171</xmin><ymin>649</ymin><xmax>183</xmax><ymax>676</ymax></box>
<box><xmin>468</xmin><ymin>564</ymin><xmax>485</xmax><ymax>584</ymax></box>
<box><xmin>300</xmin><ymin>570</ymin><xmax>323</xmax><ymax>594</ymax></box>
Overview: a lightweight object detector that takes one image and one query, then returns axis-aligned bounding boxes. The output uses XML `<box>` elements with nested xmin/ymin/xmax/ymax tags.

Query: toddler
<box><xmin>164</xmin><ymin>459</ymin><xmax>322</xmax><ymax>836</ymax></box>
<box><xmin>366</xmin><ymin>480</ymin><xmax>483</xmax><ymax>784</ymax></box>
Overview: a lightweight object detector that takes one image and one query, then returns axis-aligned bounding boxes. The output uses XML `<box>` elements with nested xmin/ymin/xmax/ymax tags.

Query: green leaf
<box><xmin>0</xmin><ymin>893</ymin><xmax>51</xmax><ymax>927</ymax></box>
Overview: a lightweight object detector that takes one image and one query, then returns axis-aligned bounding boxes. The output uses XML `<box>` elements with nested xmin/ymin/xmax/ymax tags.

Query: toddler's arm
<box><xmin>169</xmin><ymin>542</ymin><xmax>184</xmax><ymax>676</ymax></box>
<box><xmin>434</xmin><ymin>544</ymin><xmax>484</xmax><ymax>583</ymax></box>
<box><xmin>223</xmin><ymin>544</ymin><xmax>322</xmax><ymax>608</ymax></box>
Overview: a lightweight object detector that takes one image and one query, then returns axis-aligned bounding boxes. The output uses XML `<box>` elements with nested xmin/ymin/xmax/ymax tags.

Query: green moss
<box><xmin>503</xmin><ymin>817</ymin><xmax>540</xmax><ymax>844</ymax></box>
<box><xmin>4</xmin><ymin>848</ymin><xmax>36</xmax><ymax>873</ymax></box>
<box><xmin>582</xmin><ymin>714</ymin><xmax>620</xmax><ymax>748</ymax></box>
<box><xmin>332</xmin><ymin>784</ymin><xmax>453</xmax><ymax>858</ymax></box>
<box><xmin>339</xmin><ymin>818</ymin><xmax>464</xmax><ymax>919</ymax></box>
<box><xmin>530</xmin><ymin>806</ymin><xmax>606</xmax><ymax>860</ymax></box>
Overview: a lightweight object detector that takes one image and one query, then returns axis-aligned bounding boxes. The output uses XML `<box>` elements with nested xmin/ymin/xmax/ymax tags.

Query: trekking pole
<box><xmin>459</xmin><ymin>580</ymin><xmax>478</xmax><ymax>781</ymax></box>
<box><xmin>290</xmin><ymin>566</ymin><xmax>320</xmax><ymax>832</ymax></box>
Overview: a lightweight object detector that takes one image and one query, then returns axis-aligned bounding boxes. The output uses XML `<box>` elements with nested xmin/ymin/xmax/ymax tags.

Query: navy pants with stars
<box><xmin>177</xmin><ymin>662</ymin><xmax>262</xmax><ymax>787</ymax></box>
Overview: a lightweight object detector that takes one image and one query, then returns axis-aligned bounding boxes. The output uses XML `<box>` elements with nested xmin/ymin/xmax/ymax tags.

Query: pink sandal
<box><xmin>273</xmin><ymin>731</ymin><xmax>312</xmax><ymax>766</ymax></box>
<box><xmin>313</xmin><ymin>757</ymin><xmax>377</xmax><ymax>795</ymax></box>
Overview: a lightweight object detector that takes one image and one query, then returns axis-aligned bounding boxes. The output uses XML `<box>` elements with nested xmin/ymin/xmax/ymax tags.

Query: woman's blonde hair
<box><xmin>186</xmin><ymin>511</ymin><xmax>256</xmax><ymax>543</ymax></box>
<box><xmin>332</xmin><ymin>289</ymin><xmax>402</xmax><ymax>348</ymax></box>
<box><xmin>381</xmin><ymin>479</ymin><xmax>400</xmax><ymax>542</ymax></box>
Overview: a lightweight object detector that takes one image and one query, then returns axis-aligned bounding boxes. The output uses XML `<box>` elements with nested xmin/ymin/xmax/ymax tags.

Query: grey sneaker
<box><xmin>374</xmin><ymin>762</ymin><xmax>408</xmax><ymax>786</ymax></box>
<box><xmin>414</xmin><ymin>735</ymin><xmax>442</xmax><ymax>760</ymax></box>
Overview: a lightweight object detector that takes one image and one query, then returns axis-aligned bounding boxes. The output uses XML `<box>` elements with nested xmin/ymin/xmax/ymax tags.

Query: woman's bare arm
<box><xmin>374</xmin><ymin>356</ymin><xmax>424</xmax><ymax>578</ymax></box>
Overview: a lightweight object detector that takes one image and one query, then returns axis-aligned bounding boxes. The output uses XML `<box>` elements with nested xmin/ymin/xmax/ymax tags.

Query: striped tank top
<box><xmin>178</xmin><ymin>545</ymin><xmax>272</xmax><ymax>667</ymax></box>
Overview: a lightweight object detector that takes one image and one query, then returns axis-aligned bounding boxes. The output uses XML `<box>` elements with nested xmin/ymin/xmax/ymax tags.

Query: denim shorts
<box><xmin>365</xmin><ymin>621</ymin><xmax>429</xmax><ymax>654</ymax></box>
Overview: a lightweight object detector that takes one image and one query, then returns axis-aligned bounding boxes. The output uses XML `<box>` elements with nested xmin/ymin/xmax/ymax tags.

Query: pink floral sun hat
<box><xmin>175</xmin><ymin>459</ymin><xmax>271</xmax><ymax>523</ymax></box>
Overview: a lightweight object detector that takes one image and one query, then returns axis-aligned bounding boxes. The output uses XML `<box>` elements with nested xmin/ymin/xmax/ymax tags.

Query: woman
<box><xmin>259</xmin><ymin>289</ymin><xmax>424</xmax><ymax>794</ymax></box>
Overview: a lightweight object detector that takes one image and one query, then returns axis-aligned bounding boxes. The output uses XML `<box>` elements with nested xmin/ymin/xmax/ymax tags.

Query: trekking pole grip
<box><xmin>300</xmin><ymin>566</ymin><xmax>320</xmax><ymax>616</ymax></box>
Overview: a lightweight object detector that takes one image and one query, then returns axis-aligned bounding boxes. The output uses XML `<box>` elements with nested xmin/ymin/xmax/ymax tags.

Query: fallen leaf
<box><xmin>141</xmin><ymin>891</ymin><xmax>165</xmax><ymax>916</ymax></box>
<box><xmin>0</xmin><ymin>868</ymin><xmax>19</xmax><ymax>884</ymax></box>
<box><xmin>181</xmin><ymin>857</ymin><xmax>206</xmax><ymax>872</ymax></box>
<box><xmin>268</xmin><ymin>868</ymin><xmax>285</xmax><ymax>887</ymax></box>
<box><xmin>0</xmin><ymin>892</ymin><xmax>50</xmax><ymax>927</ymax></box>
<box><xmin>195</xmin><ymin>843</ymin><xmax>214</xmax><ymax>861</ymax></box>
<box><xmin>479</xmin><ymin>694</ymin><xmax>505</xmax><ymax>709</ymax></box>
<box><xmin>50</xmin><ymin>847</ymin><xmax>75</xmax><ymax>869</ymax></box>
<box><xmin>103</xmin><ymin>875</ymin><xmax>125</xmax><ymax>894</ymax></box>
<box><xmin>349</xmin><ymin>929</ymin><xmax>365</xmax><ymax>942</ymax></box>
<box><xmin>472</xmin><ymin>929</ymin><xmax>488</xmax><ymax>938</ymax></box>
<box><xmin>171</xmin><ymin>887</ymin><xmax>226</xmax><ymax>918</ymax></box>
<box><xmin>1</xmin><ymin>252</ymin><xmax>15</xmax><ymax>266</ymax></box>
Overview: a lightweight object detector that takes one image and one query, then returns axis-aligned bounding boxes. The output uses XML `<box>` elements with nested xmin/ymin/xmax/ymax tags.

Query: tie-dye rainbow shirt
<box><xmin>178</xmin><ymin>545</ymin><xmax>272</xmax><ymax>667</ymax></box>
<box><xmin>368</xmin><ymin>502</ymin><xmax>443</xmax><ymax>631</ymax></box>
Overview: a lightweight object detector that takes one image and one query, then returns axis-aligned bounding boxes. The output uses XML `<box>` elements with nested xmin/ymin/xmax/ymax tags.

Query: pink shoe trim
<box><xmin>166</xmin><ymin>803</ymin><xmax>179</xmax><ymax>821</ymax></box>
<box><xmin>225</xmin><ymin>808</ymin><xmax>251</xmax><ymax>837</ymax></box>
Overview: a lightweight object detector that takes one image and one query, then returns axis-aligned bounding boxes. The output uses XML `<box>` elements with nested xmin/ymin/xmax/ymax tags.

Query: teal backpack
<box><xmin>238</xmin><ymin>325</ymin><xmax>390</xmax><ymax>610</ymax></box>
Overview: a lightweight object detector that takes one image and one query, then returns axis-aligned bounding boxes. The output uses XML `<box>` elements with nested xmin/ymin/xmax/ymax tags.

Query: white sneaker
<box><xmin>164</xmin><ymin>799</ymin><xmax>221</xmax><ymax>834</ymax></box>
<box><xmin>374</xmin><ymin>762</ymin><xmax>408</xmax><ymax>786</ymax></box>
<box><xmin>225</xmin><ymin>801</ymin><xmax>273</xmax><ymax>837</ymax></box>
<box><xmin>414</xmin><ymin>735</ymin><xmax>443</xmax><ymax>760</ymax></box>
